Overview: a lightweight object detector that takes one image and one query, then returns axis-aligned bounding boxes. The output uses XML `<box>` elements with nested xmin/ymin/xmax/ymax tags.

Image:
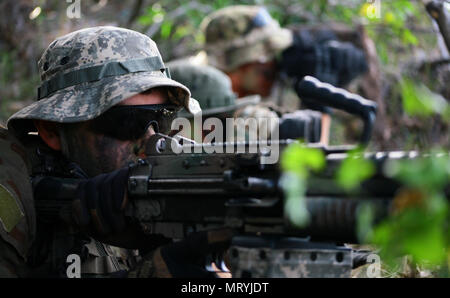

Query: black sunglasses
<box><xmin>90</xmin><ymin>104</ymin><xmax>181</xmax><ymax>140</ymax></box>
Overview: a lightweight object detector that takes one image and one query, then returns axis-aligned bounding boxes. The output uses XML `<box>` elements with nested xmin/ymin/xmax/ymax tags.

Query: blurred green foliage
<box><xmin>336</xmin><ymin>146</ymin><xmax>375</xmax><ymax>192</ymax></box>
<box><xmin>400</xmin><ymin>77</ymin><xmax>450</xmax><ymax>121</ymax></box>
<box><xmin>136</xmin><ymin>0</ymin><xmax>436</xmax><ymax>66</ymax></box>
<box><xmin>0</xmin><ymin>0</ymin><xmax>447</xmax><ymax>277</ymax></box>
<box><xmin>280</xmin><ymin>142</ymin><xmax>325</xmax><ymax>227</ymax></box>
<box><xmin>0</xmin><ymin>50</ymin><xmax>39</xmax><ymax>125</ymax></box>
<box><xmin>371</xmin><ymin>153</ymin><xmax>449</xmax><ymax>275</ymax></box>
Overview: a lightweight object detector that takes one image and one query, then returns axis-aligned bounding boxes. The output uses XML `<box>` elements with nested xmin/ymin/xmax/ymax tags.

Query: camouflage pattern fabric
<box><xmin>81</xmin><ymin>238</ymin><xmax>140</xmax><ymax>276</ymax></box>
<box><xmin>228</xmin><ymin>245</ymin><xmax>352</xmax><ymax>278</ymax></box>
<box><xmin>7</xmin><ymin>26</ymin><xmax>201</xmax><ymax>139</ymax></box>
<box><xmin>0</xmin><ymin>127</ymin><xmax>35</xmax><ymax>277</ymax></box>
<box><xmin>201</xmin><ymin>5</ymin><xmax>292</xmax><ymax>72</ymax></box>
<box><xmin>0</xmin><ymin>127</ymin><xmax>142</xmax><ymax>277</ymax></box>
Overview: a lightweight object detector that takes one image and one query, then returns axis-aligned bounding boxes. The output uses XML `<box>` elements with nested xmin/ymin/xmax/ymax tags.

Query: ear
<box><xmin>33</xmin><ymin>120</ymin><xmax>62</xmax><ymax>151</ymax></box>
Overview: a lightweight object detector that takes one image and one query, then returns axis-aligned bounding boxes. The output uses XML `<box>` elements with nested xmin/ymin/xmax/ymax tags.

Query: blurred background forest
<box><xmin>0</xmin><ymin>0</ymin><xmax>449</xmax><ymax>151</ymax></box>
<box><xmin>0</xmin><ymin>0</ymin><xmax>448</xmax><ymax>277</ymax></box>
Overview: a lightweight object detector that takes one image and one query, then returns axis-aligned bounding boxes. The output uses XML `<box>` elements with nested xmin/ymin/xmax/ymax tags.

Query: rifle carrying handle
<box><xmin>296</xmin><ymin>76</ymin><xmax>377</xmax><ymax>145</ymax></box>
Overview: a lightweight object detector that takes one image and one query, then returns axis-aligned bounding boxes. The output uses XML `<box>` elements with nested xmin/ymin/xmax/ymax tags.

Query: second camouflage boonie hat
<box><xmin>201</xmin><ymin>5</ymin><xmax>292</xmax><ymax>72</ymax></box>
<box><xmin>7</xmin><ymin>26</ymin><xmax>201</xmax><ymax>137</ymax></box>
<box><xmin>167</xmin><ymin>61</ymin><xmax>260</xmax><ymax>117</ymax></box>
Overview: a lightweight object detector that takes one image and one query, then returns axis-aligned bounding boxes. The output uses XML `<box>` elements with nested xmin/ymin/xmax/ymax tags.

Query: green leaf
<box><xmin>280</xmin><ymin>143</ymin><xmax>325</xmax><ymax>228</ymax></box>
<box><xmin>402</xmin><ymin>29</ymin><xmax>418</xmax><ymax>45</ymax></box>
<box><xmin>137</xmin><ymin>15</ymin><xmax>152</xmax><ymax>26</ymax></box>
<box><xmin>384</xmin><ymin>151</ymin><xmax>450</xmax><ymax>192</ymax></box>
<box><xmin>336</xmin><ymin>148</ymin><xmax>375</xmax><ymax>191</ymax></box>
<box><xmin>400</xmin><ymin>78</ymin><xmax>433</xmax><ymax>117</ymax></box>
<box><xmin>281</xmin><ymin>143</ymin><xmax>325</xmax><ymax>178</ymax></box>
<box><xmin>400</xmin><ymin>78</ymin><xmax>449</xmax><ymax>118</ymax></box>
<box><xmin>281</xmin><ymin>173</ymin><xmax>310</xmax><ymax>228</ymax></box>
<box><xmin>161</xmin><ymin>21</ymin><xmax>172</xmax><ymax>39</ymax></box>
<box><xmin>371</xmin><ymin>201</ymin><xmax>448</xmax><ymax>267</ymax></box>
<box><xmin>356</xmin><ymin>202</ymin><xmax>376</xmax><ymax>243</ymax></box>
<box><xmin>174</xmin><ymin>25</ymin><xmax>190</xmax><ymax>40</ymax></box>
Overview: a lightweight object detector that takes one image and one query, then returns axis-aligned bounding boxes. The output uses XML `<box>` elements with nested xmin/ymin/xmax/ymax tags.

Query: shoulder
<box><xmin>0</xmin><ymin>127</ymin><xmax>35</xmax><ymax>260</ymax></box>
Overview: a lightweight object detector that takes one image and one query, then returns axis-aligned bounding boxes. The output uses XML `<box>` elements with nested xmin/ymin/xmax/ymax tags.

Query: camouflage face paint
<box><xmin>59</xmin><ymin>122</ymin><xmax>156</xmax><ymax>177</ymax></box>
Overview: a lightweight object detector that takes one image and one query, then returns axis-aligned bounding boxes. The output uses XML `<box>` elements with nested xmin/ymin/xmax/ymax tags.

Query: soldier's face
<box><xmin>59</xmin><ymin>89</ymin><xmax>169</xmax><ymax>177</ymax></box>
<box><xmin>230</xmin><ymin>61</ymin><xmax>278</xmax><ymax>98</ymax></box>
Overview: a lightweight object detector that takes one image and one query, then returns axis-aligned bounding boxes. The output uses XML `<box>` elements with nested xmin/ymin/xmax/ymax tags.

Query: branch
<box><xmin>125</xmin><ymin>0</ymin><xmax>145</xmax><ymax>28</ymax></box>
<box><xmin>425</xmin><ymin>0</ymin><xmax>450</xmax><ymax>54</ymax></box>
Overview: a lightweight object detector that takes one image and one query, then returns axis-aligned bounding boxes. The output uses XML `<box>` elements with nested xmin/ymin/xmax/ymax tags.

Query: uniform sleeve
<box><xmin>0</xmin><ymin>128</ymin><xmax>35</xmax><ymax>277</ymax></box>
<box><xmin>0</xmin><ymin>237</ymin><xmax>29</xmax><ymax>277</ymax></box>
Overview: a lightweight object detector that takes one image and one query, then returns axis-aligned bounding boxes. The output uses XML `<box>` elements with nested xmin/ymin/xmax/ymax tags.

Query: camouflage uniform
<box><xmin>0</xmin><ymin>127</ymin><xmax>35</xmax><ymax>277</ymax></box>
<box><xmin>200</xmin><ymin>5</ymin><xmax>292</xmax><ymax>73</ymax></box>
<box><xmin>200</xmin><ymin>5</ymin><xmax>344</xmax><ymax>144</ymax></box>
<box><xmin>167</xmin><ymin>61</ymin><xmax>279</xmax><ymax>140</ymax></box>
<box><xmin>168</xmin><ymin>60</ymin><xmax>324</xmax><ymax>142</ymax></box>
<box><xmin>198</xmin><ymin>5</ymin><xmax>297</xmax><ymax>139</ymax></box>
<box><xmin>1</xmin><ymin>26</ymin><xmax>200</xmax><ymax>277</ymax></box>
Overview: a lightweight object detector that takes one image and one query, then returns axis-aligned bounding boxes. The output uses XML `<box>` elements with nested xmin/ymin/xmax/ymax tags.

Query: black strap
<box><xmin>37</xmin><ymin>56</ymin><xmax>170</xmax><ymax>100</ymax></box>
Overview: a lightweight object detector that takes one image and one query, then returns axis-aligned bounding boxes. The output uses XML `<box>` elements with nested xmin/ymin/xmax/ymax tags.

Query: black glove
<box><xmin>280</xmin><ymin>30</ymin><xmax>368</xmax><ymax>87</ymax></box>
<box><xmin>73</xmin><ymin>167</ymin><xmax>131</xmax><ymax>235</ymax></box>
<box><xmin>134</xmin><ymin>229</ymin><xmax>233</xmax><ymax>278</ymax></box>
<box><xmin>280</xmin><ymin>30</ymin><xmax>368</xmax><ymax>113</ymax></box>
<box><xmin>319</xmin><ymin>39</ymin><xmax>368</xmax><ymax>87</ymax></box>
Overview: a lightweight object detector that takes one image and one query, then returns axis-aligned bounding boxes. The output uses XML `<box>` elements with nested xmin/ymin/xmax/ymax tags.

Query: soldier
<box><xmin>1</xmin><ymin>26</ymin><xmax>231</xmax><ymax>278</ymax></box>
<box><xmin>199</xmin><ymin>5</ymin><xmax>369</xmax><ymax>145</ymax></box>
<box><xmin>169</xmin><ymin>61</ymin><xmax>322</xmax><ymax>143</ymax></box>
<box><xmin>167</xmin><ymin>61</ymin><xmax>264</xmax><ymax>141</ymax></box>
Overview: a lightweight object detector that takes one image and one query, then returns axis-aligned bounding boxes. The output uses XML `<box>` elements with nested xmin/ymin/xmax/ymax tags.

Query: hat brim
<box><xmin>178</xmin><ymin>94</ymin><xmax>260</xmax><ymax>118</ymax></box>
<box><xmin>207</xmin><ymin>27</ymin><xmax>293</xmax><ymax>72</ymax></box>
<box><xmin>7</xmin><ymin>71</ymin><xmax>192</xmax><ymax>136</ymax></box>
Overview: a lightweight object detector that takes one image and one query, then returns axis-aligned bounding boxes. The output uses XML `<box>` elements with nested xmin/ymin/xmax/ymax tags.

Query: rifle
<box><xmin>122</xmin><ymin>77</ymin><xmax>395</xmax><ymax>278</ymax></box>
<box><xmin>125</xmin><ymin>133</ymin><xmax>413</xmax><ymax>278</ymax></box>
<box><xmin>34</xmin><ymin>77</ymin><xmax>443</xmax><ymax>278</ymax></box>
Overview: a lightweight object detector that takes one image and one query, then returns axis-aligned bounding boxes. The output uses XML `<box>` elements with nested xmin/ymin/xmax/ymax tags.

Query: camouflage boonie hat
<box><xmin>201</xmin><ymin>5</ymin><xmax>292</xmax><ymax>72</ymax></box>
<box><xmin>7</xmin><ymin>26</ymin><xmax>201</xmax><ymax>137</ymax></box>
<box><xmin>167</xmin><ymin>61</ymin><xmax>260</xmax><ymax>117</ymax></box>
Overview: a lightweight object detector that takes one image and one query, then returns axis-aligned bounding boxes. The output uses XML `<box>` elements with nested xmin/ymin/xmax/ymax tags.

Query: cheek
<box><xmin>241</xmin><ymin>74</ymin><xmax>260</xmax><ymax>94</ymax></box>
<box><xmin>253</xmin><ymin>75</ymin><xmax>273</xmax><ymax>97</ymax></box>
<box><xmin>86</xmin><ymin>128</ymin><xmax>158</xmax><ymax>172</ymax></box>
<box><xmin>242</xmin><ymin>71</ymin><xmax>274</xmax><ymax>97</ymax></box>
<box><xmin>89</xmin><ymin>136</ymin><xmax>137</xmax><ymax>172</ymax></box>
<box><xmin>113</xmin><ymin>137</ymin><xmax>152</xmax><ymax>164</ymax></box>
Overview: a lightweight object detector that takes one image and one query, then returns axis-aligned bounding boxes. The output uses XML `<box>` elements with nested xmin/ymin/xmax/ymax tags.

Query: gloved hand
<box><xmin>72</xmin><ymin>167</ymin><xmax>131</xmax><ymax>236</ymax></box>
<box><xmin>280</xmin><ymin>33</ymin><xmax>368</xmax><ymax>87</ymax></box>
<box><xmin>130</xmin><ymin>229</ymin><xmax>233</xmax><ymax>278</ymax></box>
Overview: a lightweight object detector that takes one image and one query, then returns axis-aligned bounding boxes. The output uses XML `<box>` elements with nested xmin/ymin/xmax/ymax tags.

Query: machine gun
<box><xmin>121</xmin><ymin>77</ymin><xmax>406</xmax><ymax>278</ymax></box>
<box><xmin>127</xmin><ymin>133</ymin><xmax>413</xmax><ymax>278</ymax></box>
<box><xmin>34</xmin><ymin>77</ymin><xmax>444</xmax><ymax>277</ymax></box>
